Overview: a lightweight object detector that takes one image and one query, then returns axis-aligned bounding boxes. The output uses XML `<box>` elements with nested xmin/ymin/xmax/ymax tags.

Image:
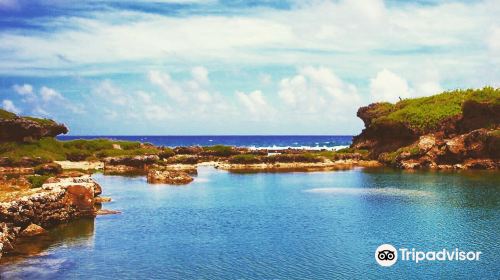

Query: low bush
<box><xmin>229</xmin><ymin>154</ymin><xmax>262</xmax><ymax>164</ymax></box>
<box><xmin>27</xmin><ymin>175</ymin><xmax>51</xmax><ymax>188</ymax></box>
<box><xmin>202</xmin><ymin>145</ymin><xmax>238</xmax><ymax>157</ymax></box>
<box><xmin>262</xmin><ymin>153</ymin><xmax>322</xmax><ymax>163</ymax></box>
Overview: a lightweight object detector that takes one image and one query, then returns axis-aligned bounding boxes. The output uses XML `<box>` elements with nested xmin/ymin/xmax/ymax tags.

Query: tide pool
<box><xmin>1</xmin><ymin>167</ymin><xmax>499</xmax><ymax>279</ymax></box>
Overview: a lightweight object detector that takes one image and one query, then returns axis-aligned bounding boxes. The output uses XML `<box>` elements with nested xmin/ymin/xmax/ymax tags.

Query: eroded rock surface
<box><xmin>147</xmin><ymin>169</ymin><xmax>194</xmax><ymax>185</ymax></box>
<box><xmin>0</xmin><ymin>175</ymin><xmax>103</xmax><ymax>258</ymax></box>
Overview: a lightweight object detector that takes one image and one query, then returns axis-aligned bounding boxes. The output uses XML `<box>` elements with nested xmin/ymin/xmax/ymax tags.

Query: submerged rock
<box><xmin>96</xmin><ymin>209</ymin><xmax>121</xmax><ymax>215</ymax></box>
<box><xmin>95</xmin><ymin>197</ymin><xmax>112</xmax><ymax>203</ymax></box>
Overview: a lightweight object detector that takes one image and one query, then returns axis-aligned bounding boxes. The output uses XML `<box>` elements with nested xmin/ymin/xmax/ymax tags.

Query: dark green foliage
<box><xmin>34</xmin><ymin>163</ymin><xmax>63</xmax><ymax>175</ymax></box>
<box><xmin>202</xmin><ymin>145</ymin><xmax>238</xmax><ymax>157</ymax></box>
<box><xmin>159</xmin><ymin>148</ymin><xmax>175</xmax><ymax>159</ymax></box>
<box><xmin>262</xmin><ymin>153</ymin><xmax>323</xmax><ymax>163</ymax></box>
<box><xmin>229</xmin><ymin>154</ymin><xmax>262</xmax><ymax>164</ymax></box>
<box><xmin>27</xmin><ymin>175</ymin><xmax>51</xmax><ymax>188</ymax></box>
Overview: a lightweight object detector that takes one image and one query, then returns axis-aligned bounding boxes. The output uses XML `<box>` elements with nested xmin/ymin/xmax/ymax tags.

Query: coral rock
<box><xmin>20</xmin><ymin>223</ymin><xmax>47</xmax><ymax>237</ymax></box>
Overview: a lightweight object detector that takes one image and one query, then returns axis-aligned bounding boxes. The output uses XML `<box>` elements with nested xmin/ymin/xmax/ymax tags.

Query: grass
<box><xmin>372</xmin><ymin>87</ymin><xmax>500</xmax><ymax>132</ymax></box>
<box><xmin>26</xmin><ymin>175</ymin><xmax>51</xmax><ymax>188</ymax></box>
<box><xmin>24</xmin><ymin>116</ymin><xmax>58</xmax><ymax>126</ymax></box>
<box><xmin>229</xmin><ymin>154</ymin><xmax>262</xmax><ymax>164</ymax></box>
<box><xmin>0</xmin><ymin>137</ymin><xmax>161</xmax><ymax>163</ymax></box>
<box><xmin>0</xmin><ymin>109</ymin><xmax>17</xmax><ymax>119</ymax></box>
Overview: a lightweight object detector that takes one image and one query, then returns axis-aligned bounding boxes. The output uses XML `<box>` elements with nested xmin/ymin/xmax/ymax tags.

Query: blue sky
<box><xmin>0</xmin><ymin>0</ymin><xmax>499</xmax><ymax>135</ymax></box>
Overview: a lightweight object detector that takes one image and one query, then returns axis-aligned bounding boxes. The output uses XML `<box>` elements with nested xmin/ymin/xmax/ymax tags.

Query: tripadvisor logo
<box><xmin>375</xmin><ymin>244</ymin><xmax>398</xmax><ymax>267</ymax></box>
<box><xmin>375</xmin><ymin>244</ymin><xmax>482</xmax><ymax>267</ymax></box>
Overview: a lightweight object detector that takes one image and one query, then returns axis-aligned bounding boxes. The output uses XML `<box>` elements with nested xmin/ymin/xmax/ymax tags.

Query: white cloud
<box><xmin>13</xmin><ymin>84</ymin><xmax>34</xmax><ymax>96</ymax></box>
<box><xmin>236</xmin><ymin>90</ymin><xmax>274</xmax><ymax>119</ymax></box>
<box><xmin>278</xmin><ymin>66</ymin><xmax>361</xmax><ymax>118</ymax></box>
<box><xmin>9</xmin><ymin>84</ymin><xmax>84</xmax><ymax>117</ymax></box>
<box><xmin>0</xmin><ymin>0</ymin><xmax>497</xmax><ymax>91</ymax></box>
<box><xmin>40</xmin><ymin>86</ymin><xmax>63</xmax><ymax>102</ymax></box>
<box><xmin>191</xmin><ymin>66</ymin><xmax>209</xmax><ymax>85</ymax></box>
<box><xmin>149</xmin><ymin>66</ymin><xmax>226</xmax><ymax>112</ymax></box>
<box><xmin>2</xmin><ymin>99</ymin><xmax>21</xmax><ymax>114</ymax></box>
<box><xmin>370</xmin><ymin>69</ymin><xmax>411</xmax><ymax>103</ymax></box>
<box><xmin>259</xmin><ymin>74</ymin><xmax>272</xmax><ymax>85</ymax></box>
<box><xmin>94</xmin><ymin>80</ymin><xmax>129</xmax><ymax>105</ymax></box>
<box><xmin>370</xmin><ymin>68</ymin><xmax>443</xmax><ymax>103</ymax></box>
<box><xmin>92</xmin><ymin>80</ymin><xmax>171</xmax><ymax>121</ymax></box>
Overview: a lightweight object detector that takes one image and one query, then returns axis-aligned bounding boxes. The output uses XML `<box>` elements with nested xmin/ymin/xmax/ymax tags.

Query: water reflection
<box><xmin>0</xmin><ymin>218</ymin><xmax>95</xmax><ymax>265</ymax></box>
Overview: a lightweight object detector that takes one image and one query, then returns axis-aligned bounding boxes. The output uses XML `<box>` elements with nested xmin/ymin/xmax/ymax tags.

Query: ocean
<box><xmin>57</xmin><ymin>135</ymin><xmax>353</xmax><ymax>150</ymax></box>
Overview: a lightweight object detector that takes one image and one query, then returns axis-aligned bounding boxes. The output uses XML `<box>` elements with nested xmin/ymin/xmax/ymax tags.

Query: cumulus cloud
<box><xmin>370</xmin><ymin>69</ymin><xmax>411</xmax><ymax>103</ymax></box>
<box><xmin>149</xmin><ymin>66</ymin><xmax>230</xmax><ymax>117</ymax></box>
<box><xmin>40</xmin><ymin>86</ymin><xmax>64</xmax><ymax>102</ymax></box>
<box><xmin>278</xmin><ymin>66</ymin><xmax>361</xmax><ymax>119</ymax></box>
<box><xmin>8</xmin><ymin>84</ymin><xmax>84</xmax><ymax>117</ymax></box>
<box><xmin>2</xmin><ymin>99</ymin><xmax>20</xmax><ymax>114</ymax></box>
<box><xmin>370</xmin><ymin>69</ymin><xmax>443</xmax><ymax>103</ymax></box>
<box><xmin>92</xmin><ymin>80</ymin><xmax>171</xmax><ymax>121</ymax></box>
<box><xmin>236</xmin><ymin>90</ymin><xmax>274</xmax><ymax>119</ymax></box>
<box><xmin>13</xmin><ymin>84</ymin><xmax>34</xmax><ymax>96</ymax></box>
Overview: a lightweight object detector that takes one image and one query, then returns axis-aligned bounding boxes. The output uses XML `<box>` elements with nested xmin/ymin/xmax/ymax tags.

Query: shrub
<box><xmin>262</xmin><ymin>153</ymin><xmax>322</xmax><ymax>163</ymax></box>
<box><xmin>159</xmin><ymin>148</ymin><xmax>175</xmax><ymax>159</ymax></box>
<box><xmin>229</xmin><ymin>154</ymin><xmax>262</xmax><ymax>164</ymax></box>
<box><xmin>34</xmin><ymin>163</ymin><xmax>63</xmax><ymax>175</ymax></box>
<box><xmin>202</xmin><ymin>145</ymin><xmax>238</xmax><ymax>157</ymax></box>
<box><xmin>27</xmin><ymin>175</ymin><xmax>51</xmax><ymax>188</ymax></box>
<box><xmin>66</xmin><ymin>150</ymin><xmax>93</xmax><ymax>161</ymax></box>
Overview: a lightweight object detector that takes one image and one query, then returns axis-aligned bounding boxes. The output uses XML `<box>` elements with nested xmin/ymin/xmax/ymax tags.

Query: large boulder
<box><xmin>147</xmin><ymin>170</ymin><xmax>193</xmax><ymax>185</ymax></box>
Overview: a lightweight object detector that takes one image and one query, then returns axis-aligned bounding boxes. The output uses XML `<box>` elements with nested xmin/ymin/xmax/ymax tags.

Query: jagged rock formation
<box><xmin>351</xmin><ymin>88</ymin><xmax>500</xmax><ymax>169</ymax></box>
<box><xmin>0</xmin><ymin>109</ymin><xmax>68</xmax><ymax>142</ymax></box>
<box><xmin>0</xmin><ymin>175</ymin><xmax>103</xmax><ymax>258</ymax></box>
<box><xmin>147</xmin><ymin>169</ymin><xmax>194</xmax><ymax>185</ymax></box>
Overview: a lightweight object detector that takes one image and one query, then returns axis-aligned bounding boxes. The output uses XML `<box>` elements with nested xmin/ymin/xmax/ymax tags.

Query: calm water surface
<box><xmin>1</xmin><ymin>167</ymin><xmax>499</xmax><ymax>279</ymax></box>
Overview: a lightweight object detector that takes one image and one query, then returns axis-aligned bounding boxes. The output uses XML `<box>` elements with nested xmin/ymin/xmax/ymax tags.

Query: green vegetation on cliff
<box><xmin>373</xmin><ymin>87</ymin><xmax>500</xmax><ymax>131</ymax></box>
<box><xmin>0</xmin><ymin>109</ymin><xmax>17</xmax><ymax>119</ymax></box>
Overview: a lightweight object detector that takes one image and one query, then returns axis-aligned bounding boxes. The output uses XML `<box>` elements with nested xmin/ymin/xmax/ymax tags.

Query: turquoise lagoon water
<box><xmin>1</xmin><ymin>167</ymin><xmax>499</xmax><ymax>279</ymax></box>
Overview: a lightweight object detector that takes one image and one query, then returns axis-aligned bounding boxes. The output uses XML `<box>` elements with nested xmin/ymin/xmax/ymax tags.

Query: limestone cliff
<box><xmin>0</xmin><ymin>109</ymin><xmax>68</xmax><ymax>142</ymax></box>
<box><xmin>351</xmin><ymin>87</ymin><xmax>500</xmax><ymax>169</ymax></box>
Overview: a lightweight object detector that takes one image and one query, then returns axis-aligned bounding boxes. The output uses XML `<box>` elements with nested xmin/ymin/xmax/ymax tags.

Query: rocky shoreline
<box><xmin>0</xmin><ymin>174</ymin><xmax>107</xmax><ymax>258</ymax></box>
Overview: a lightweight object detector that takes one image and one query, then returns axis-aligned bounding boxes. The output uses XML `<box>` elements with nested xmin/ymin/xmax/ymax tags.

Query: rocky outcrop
<box><xmin>390</xmin><ymin>129</ymin><xmax>499</xmax><ymax>169</ymax></box>
<box><xmin>351</xmin><ymin>89</ymin><xmax>500</xmax><ymax>169</ymax></box>
<box><xmin>147</xmin><ymin>169</ymin><xmax>194</xmax><ymax>185</ymax></box>
<box><xmin>0</xmin><ymin>175</ymin><xmax>103</xmax><ymax>258</ymax></box>
<box><xmin>20</xmin><ymin>223</ymin><xmax>47</xmax><ymax>237</ymax></box>
<box><xmin>103</xmin><ymin>155</ymin><xmax>159</xmax><ymax>175</ymax></box>
<box><xmin>0</xmin><ymin>114</ymin><xmax>68</xmax><ymax>142</ymax></box>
